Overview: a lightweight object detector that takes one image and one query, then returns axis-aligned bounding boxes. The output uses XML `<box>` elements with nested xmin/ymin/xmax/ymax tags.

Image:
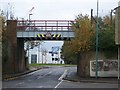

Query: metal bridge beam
<box><xmin>17</xmin><ymin>20</ymin><xmax>75</xmax><ymax>40</ymax></box>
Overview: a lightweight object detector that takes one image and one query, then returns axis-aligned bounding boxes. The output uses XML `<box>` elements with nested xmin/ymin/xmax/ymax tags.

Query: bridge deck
<box><xmin>17</xmin><ymin>20</ymin><xmax>75</xmax><ymax>40</ymax></box>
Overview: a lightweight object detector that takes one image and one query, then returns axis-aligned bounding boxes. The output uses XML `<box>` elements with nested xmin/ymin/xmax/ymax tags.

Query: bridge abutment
<box><xmin>5</xmin><ymin>20</ymin><xmax>27</xmax><ymax>74</ymax></box>
<box><xmin>6</xmin><ymin>20</ymin><xmax>17</xmax><ymax>74</ymax></box>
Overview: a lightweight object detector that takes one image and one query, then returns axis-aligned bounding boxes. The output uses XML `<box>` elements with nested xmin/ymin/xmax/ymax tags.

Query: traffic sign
<box><xmin>52</xmin><ymin>46</ymin><xmax>59</xmax><ymax>52</ymax></box>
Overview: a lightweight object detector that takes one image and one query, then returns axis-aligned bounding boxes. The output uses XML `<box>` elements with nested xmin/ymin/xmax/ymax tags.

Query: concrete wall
<box><xmin>77</xmin><ymin>51</ymin><xmax>117</xmax><ymax>77</ymax></box>
<box><xmin>90</xmin><ymin>60</ymin><xmax>118</xmax><ymax>77</ymax></box>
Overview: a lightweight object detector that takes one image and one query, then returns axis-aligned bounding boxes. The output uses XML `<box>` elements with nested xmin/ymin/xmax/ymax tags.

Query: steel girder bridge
<box><xmin>17</xmin><ymin>20</ymin><xmax>75</xmax><ymax>40</ymax></box>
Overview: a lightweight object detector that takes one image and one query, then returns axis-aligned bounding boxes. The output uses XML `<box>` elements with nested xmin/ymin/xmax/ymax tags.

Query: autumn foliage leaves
<box><xmin>71</xmin><ymin>14</ymin><xmax>93</xmax><ymax>53</ymax></box>
<box><xmin>62</xmin><ymin>14</ymin><xmax>93</xmax><ymax>64</ymax></box>
<box><xmin>62</xmin><ymin>14</ymin><xmax>117</xmax><ymax>64</ymax></box>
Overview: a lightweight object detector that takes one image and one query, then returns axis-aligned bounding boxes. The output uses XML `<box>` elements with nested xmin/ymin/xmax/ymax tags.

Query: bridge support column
<box><xmin>5</xmin><ymin>20</ymin><xmax>27</xmax><ymax>74</ymax></box>
<box><xmin>6</xmin><ymin>20</ymin><xmax>18</xmax><ymax>74</ymax></box>
<box><xmin>17</xmin><ymin>39</ymin><xmax>26</xmax><ymax>72</ymax></box>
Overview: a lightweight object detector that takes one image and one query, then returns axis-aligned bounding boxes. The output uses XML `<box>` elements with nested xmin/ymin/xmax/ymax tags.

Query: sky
<box><xmin>0</xmin><ymin>0</ymin><xmax>119</xmax><ymax>20</ymax></box>
<box><xmin>0</xmin><ymin>0</ymin><xmax>120</xmax><ymax>51</ymax></box>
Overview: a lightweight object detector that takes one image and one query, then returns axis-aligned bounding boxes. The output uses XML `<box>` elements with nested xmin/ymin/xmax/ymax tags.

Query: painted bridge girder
<box><xmin>17</xmin><ymin>20</ymin><xmax>75</xmax><ymax>40</ymax></box>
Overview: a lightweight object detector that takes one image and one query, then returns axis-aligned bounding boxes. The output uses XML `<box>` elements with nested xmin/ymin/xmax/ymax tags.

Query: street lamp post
<box><xmin>29</xmin><ymin>14</ymin><xmax>32</xmax><ymax>30</ymax></box>
<box><xmin>27</xmin><ymin>14</ymin><xmax>32</xmax><ymax>63</ymax></box>
<box><xmin>96</xmin><ymin>0</ymin><xmax>99</xmax><ymax>79</ymax></box>
<box><xmin>29</xmin><ymin>14</ymin><xmax>33</xmax><ymax>22</ymax></box>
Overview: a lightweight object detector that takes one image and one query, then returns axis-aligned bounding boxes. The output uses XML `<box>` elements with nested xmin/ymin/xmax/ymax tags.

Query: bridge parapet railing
<box><xmin>17</xmin><ymin>20</ymin><xmax>74</xmax><ymax>31</ymax></box>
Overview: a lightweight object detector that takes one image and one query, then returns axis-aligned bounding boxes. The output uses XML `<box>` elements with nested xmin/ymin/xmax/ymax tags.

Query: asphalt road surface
<box><xmin>2</xmin><ymin>66</ymin><xmax>118</xmax><ymax>89</ymax></box>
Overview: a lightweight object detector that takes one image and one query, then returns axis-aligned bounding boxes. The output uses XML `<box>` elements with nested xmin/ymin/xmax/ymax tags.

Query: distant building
<box><xmin>27</xmin><ymin>49</ymin><xmax>64</xmax><ymax>64</ymax></box>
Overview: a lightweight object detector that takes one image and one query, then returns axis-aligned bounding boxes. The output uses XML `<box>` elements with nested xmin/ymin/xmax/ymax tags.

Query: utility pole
<box><xmin>27</xmin><ymin>13</ymin><xmax>32</xmax><ymax>64</ymax></box>
<box><xmin>29</xmin><ymin>13</ymin><xmax>32</xmax><ymax>30</ymax></box>
<box><xmin>96</xmin><ymin>0</ymin><xmax>99</xmax><ymax>79</ymax></box>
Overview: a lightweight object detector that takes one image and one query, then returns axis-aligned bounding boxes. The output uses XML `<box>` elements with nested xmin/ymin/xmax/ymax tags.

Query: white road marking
<box><xmin>58</xmin><ymin>69</ymin><xmax>68</xmax><ymax>80</ymax></box>
<box><xmin>54</xmin><ymin>80</ymin><xmax>63</xmax><ymax>89</ymax></box>
<box><xmin>54</xmin><ymin>69</ymin><xmax>68</xmax><ymax>89</ymax></box>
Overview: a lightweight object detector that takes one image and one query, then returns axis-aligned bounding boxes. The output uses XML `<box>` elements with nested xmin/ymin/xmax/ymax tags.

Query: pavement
<box><xmin>3</xmin><ymin>66</ymin><xmax>120</xmax><ymax>85</ymax></box>
<box><xmin>63</xmin><ymin>69</ymin><xmax>119</xmax><ymax>84</ymax></box>
<box><xmin>3</xmin><ymin>66</ymin><xmax>48</xmax><ymax>81</ymax></box>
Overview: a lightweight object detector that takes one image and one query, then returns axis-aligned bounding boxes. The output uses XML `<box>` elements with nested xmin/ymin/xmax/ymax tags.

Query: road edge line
<box><xmin>58</xmin><ymin>69</ymin><xmax>68</xmax><ymax>80</ymax></box>
<box><xmin>54</xmin><ymin>80</ymin><xmax>63</xmax><ymax>89</ymax></box>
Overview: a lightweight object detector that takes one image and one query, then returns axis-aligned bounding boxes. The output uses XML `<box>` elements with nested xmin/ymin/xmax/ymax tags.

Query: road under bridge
<box><xmin>4</xmin><ymin>20</ymin><xmax>75</xmax><ymax>74</ymax></box>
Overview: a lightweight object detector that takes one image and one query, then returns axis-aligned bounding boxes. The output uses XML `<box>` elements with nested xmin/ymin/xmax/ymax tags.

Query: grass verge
<box><xmin>29</xmin><ymin>63</ymin><xmax>76</xmax><ymax>67</ymax></box>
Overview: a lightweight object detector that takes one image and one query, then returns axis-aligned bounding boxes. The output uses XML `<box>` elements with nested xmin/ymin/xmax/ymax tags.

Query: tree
<box><xmin>62</xmin><ymin>14</ymin><xmax>117</xmax><ymax>77</ymax></box>
<box><xmin>0</xmin><ymin>15</ymin><xmax>9</xmax><ymax>74</ymax></box>
<box><xmin>99</xmin><ymin>15</ymin><xmax>117</xmax><ymax>58</ymax></box>
<box><xmin>62</xmin><ymin>41</ymin><xmax>77</xmax><ymax>64</ymax></box>
<box><xmin>91</xmin><ymin>15</ymin><xmax>117</xmax><ymax>58</ymax></box>
<box><xmin>62</xmin><ymin>14</ymin><xmax>94</xmax><ymax>77</ymax></box>
<box><xmin>71</xmin><ymin>14</ymin><xmax>93</xmax><ymax>53</ymax></box>
<box><xmin>72</xmin><ymin>14</ymin><xmax>94</xmax><ymax>76</ymax></box>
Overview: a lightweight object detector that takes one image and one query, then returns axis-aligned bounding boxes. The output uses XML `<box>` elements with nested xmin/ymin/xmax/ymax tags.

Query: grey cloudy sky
<box><xmin>0</xmin><ymin>0</ymin><xmax>120</xmax><ymax>51</ymax></box>
<box><xmin>1</xmin><ymin>0</ymin><xmax>119</xmax><ymax>20</ymax></box>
